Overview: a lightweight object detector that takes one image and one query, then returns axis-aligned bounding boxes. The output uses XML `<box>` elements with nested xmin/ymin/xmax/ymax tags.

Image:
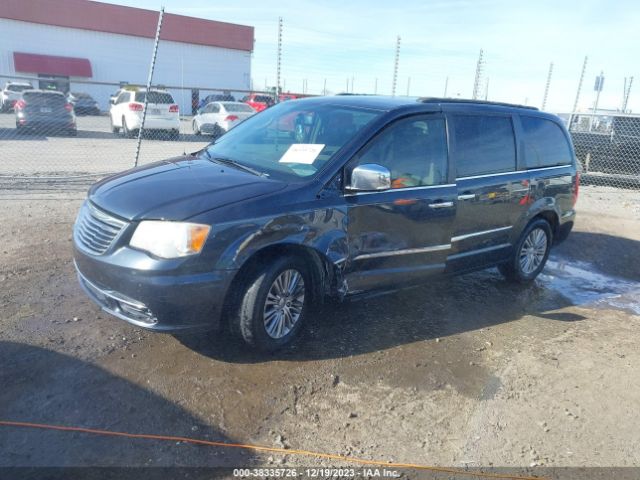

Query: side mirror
<box><xmin>109</xmin><ymin>98</ymin><xmax>115</xmax><ymax>105</ymax></box>
<box><xmin>347</xmin><ymin>164</ymin><xmax>391</xmax><ymax>192</ymax></box>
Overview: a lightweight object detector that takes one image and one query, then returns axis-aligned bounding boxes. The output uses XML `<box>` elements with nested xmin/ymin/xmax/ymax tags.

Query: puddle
<box><xmin>540</xmin><ymin>257</ymin><xmax>640</xmax><ymax>315</ymax></box>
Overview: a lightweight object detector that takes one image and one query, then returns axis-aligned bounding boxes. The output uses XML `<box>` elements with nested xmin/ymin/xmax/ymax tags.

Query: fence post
<box><xmin>134</xmin><ymin>7</ymin><xmax>165</xmax><ymax>168</ymax></box>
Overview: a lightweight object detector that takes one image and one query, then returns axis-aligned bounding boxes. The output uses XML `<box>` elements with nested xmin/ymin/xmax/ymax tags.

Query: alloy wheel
<box><xmin>519</xmin><ymin>227</ymin><xmax>548</xmax><ymax>275</ymax></box>
<box><xmin>263</xmin><ymin>269</ymin><xmax>305</xmax><ymax>339</ymax></box>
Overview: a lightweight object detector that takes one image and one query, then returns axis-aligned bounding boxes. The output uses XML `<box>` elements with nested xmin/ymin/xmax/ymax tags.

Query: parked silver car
<box><xmin>192</xmin><ymin>101</ymin><xmax>256</xmax><ymax>136</ymax></box>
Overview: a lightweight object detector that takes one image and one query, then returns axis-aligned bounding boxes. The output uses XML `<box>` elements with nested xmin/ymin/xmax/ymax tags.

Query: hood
<box><xmin>89</xmin><ymin>156</ymin><xmax>287</xmax><ymax>221</ymax></box>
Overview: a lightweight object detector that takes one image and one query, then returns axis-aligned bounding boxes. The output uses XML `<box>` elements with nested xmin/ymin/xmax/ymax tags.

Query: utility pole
<box><xmin>374</xmin><ymin>78</ymin><xmax>378</xmax><ymax>95</ymax></box>
<box><xmin>572</xmin><ymin>56</ymin><xmax>588</xmax><ymax>113</ymax></box>
<box><xmin>443</xmin><ymin>76</ymin><xmax>449</xmax><ymax>97</ymax></box>
<box><xmin>406</xmin><ymin>77</ymin><xmax>411</xmax><ymax>96</ymax></box>
<box><xmin>276</xmin><ymin>17</ymin><xmax>283</xmax><ymax>101</ymax></box>
<box><xmin>622</xmin><ymin>76</ymin><xmax>633</xmax><ymax>112</ymax></box>
<box><xmin>351</xmin><ymin>76</ymin><xmax>355</xmax><ymax>93</ymax></box>
<box><xmin>392</xmin><ymin>36</ymin><xmax>401</xmax><ymax>96</ymax></box>
<box><xmin>472</xmin><ymin>49</ymin><xmax>484</xmax><ymax>100</ymax></box>
<box><xmin>323</xmin><ymin>78</ymin><xmax>327</xmax><ymax>96</ymax></box>
<box><xmin>541</xmin><ymin>61</ymin><xmax>554</xmax><ymax>111</ymax></box>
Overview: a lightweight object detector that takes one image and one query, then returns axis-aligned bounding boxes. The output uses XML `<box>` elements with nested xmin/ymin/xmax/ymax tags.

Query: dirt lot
<box><xmin>0</xmin><ymin>184</ymin><xmax>639</xmax><ymax>478</ymax></box>
<box><xmin>0</xmin><ymin>112</ymin><xmax>210</xmax><ymax>176</ymax></box>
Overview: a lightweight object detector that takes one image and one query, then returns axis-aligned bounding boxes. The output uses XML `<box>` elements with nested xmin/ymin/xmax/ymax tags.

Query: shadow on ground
<box><xmin>177</xmin><ymin>263</ymin><xmax>589</xmax><ymax>364</ymax></box>
<box><xmin>554</xmin><ymin>231</ymin><xmax>640</xmax><ymax>281</ymax></box>
<box><xmin>0</xmin><ymin>341</ymin><xmax>253</xmax><ymax>469</ymax></box>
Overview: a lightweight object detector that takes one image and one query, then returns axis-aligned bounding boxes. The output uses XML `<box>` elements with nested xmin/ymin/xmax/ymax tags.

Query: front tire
<box><xmin>122</xmin><ymin>117</ymin><xmax>137</xmax><ymax>138</ymax></box>
<box><xmin>192</xmin><ymin>120</ymin><xmax>200</xmax><ymax>135</ymax></box>
<box><xmin>234</xmin><ymin>256</ymin><xmax>310</xmax><ymax>352</ymax></box>
<box><xmin>110</xmin><ymin>115</ymin><xmax>120</xmax><ymax>134</ymax></box>
<box><xmin>499</xmin><ymin>218</ymin><xmax>552</xmax><ymax>283</ymax></box>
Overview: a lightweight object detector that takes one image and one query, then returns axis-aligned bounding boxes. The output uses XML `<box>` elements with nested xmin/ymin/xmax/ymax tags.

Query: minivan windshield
<box><xmin>202</xmin><ymin>101</ymin><xmax>382</xmax><ymax>181</ymax></box>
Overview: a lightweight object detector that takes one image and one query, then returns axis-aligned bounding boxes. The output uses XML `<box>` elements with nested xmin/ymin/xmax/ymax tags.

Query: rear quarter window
<box><xmin>452</xmin><ymin>115</ymin><xmax>516</xmax><ymax>177</ymax></box>
<box><xmin>521</xmin><ymin>116</ymin><xmax>573</xmax><ymax>168</ymax></box>
<box><xmin>135</xmin><ymin>91</ymin><xmax>174</xmax><ymax>104</ymax></box>
<box><xmin>23</xmin><ymin>92</ymin><xmax>66</xmax><ymax>105</ymax></box>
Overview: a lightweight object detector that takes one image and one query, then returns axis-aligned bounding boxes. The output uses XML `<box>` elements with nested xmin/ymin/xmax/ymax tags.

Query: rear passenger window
<box><xmin>521</xmin><ymin>116</ymin><xmax>572</xmax><ymax>168</ymax></box>
<box><xmin>452</xmin><ymin>115</ymin><xmax>516</xmax><ymax>177</ymax></box>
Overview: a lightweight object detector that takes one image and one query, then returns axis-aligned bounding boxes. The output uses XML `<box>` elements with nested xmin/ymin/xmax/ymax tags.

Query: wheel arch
<box><xmin>221</xmin><ymin>242</ymin><xmax>340</xmax><ymax>331</ymax></box>
<box><xmin>515</xmin><ymin>201</ymin><xmax>561</xmax><ymax>244</ymax></box>
<box><xmin>531</xmin><ymin>210</ymin><xmax>559</xmax><ymax>241</ymax></box>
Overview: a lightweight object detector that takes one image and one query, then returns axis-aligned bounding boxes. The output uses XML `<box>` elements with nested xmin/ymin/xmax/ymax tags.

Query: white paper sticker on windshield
<box><xmin>279</xmin><ymin>144</ymin><xmax>325</xmax><ymax>164</ymax></box>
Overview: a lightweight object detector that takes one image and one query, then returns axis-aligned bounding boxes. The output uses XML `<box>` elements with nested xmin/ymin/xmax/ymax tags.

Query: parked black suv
<box><xmin>73</xmin><ymin>96</ymin><xmax>578</xmax><ymax>351</ymax></box>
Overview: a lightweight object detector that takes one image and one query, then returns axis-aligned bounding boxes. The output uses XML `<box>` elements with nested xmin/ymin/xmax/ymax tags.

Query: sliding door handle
<box><xmin>458</xmin><ymin>193</ymin><xmax>476</xmax><ymax>201</ymax></box>
<box><xmin>428</xmin><ymin>201</ymin><xmax>454</xmax><ymax>209</ymax></box>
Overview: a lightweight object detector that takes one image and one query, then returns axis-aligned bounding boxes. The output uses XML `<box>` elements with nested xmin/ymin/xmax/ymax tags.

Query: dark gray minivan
<box><xmin>73</xmin><ymin>96</ymin><xmax>578</xmax><ymax>351</ymax></box>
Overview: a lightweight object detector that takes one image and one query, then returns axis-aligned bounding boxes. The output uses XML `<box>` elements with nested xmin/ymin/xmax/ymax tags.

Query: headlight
<box><xmin>130</xmin><ymin>221</ymin><xmax>211</xmax><ymax>259</ymax></box>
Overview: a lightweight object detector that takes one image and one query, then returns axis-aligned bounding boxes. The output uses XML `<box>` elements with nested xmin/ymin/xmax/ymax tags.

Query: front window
<box><xmin>203</xmin><ymin>101</ymin><xmax>383</xmax><ymax>181</ymax></box>
<box><xmin>222</xmin><ymin>103</ymin><xmax>255</xmax><ymax>113</ymax></box>
<box><xmin>351</xmin><ymin>115</ymin><xmax>448</xmax><ymax>188</ymax></box>
<box><xmin>8</xmin><ymin>84</ymin><xmax>32</xmax><ymax>92</ymax></box>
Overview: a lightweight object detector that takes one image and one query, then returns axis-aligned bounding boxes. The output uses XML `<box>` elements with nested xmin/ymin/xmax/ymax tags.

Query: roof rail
<box><xmin>417</xmin><ymin>97</ymin><xmax>539</xmax><ymax>110</ymax></box>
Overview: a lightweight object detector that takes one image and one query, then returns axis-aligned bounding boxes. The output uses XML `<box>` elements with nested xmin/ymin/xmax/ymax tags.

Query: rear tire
<box><xmin>192</xmin><ymin>120</ymin><xmax>200</xmax><ymax>135</ymax></box>
<box><xmin>233</xmin><ymin>255</ymin><xmax>310</xmax><ymax>352</ymax></box>
<box><xmin>212</xmin><ymin>124</ymin><xmax>223</xmax><ymax>138</ymax></box>
<box><xmin>499</xmin><ymin>218</ymin><xmax>552</xmax><ymax>284</ymax></box>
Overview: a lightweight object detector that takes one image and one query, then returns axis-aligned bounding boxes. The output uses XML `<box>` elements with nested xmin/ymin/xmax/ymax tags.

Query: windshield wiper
<box><xmin>204</xmin><ymin>152</ymin><xmax>265</xmax><ymax>177</ymax></box>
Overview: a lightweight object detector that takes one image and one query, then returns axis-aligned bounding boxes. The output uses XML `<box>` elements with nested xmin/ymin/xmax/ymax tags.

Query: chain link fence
<box><xmin>0</xmin><ymin>73</ymin><xmax>281</xmax><ymax>184</ymax></box>
<box><xmin>564</xmin><ymin>112</ymin><xmax>640</xmax><ymax>188</ymax></box>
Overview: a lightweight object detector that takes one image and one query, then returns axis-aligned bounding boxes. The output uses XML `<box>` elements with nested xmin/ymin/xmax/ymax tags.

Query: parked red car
<box><xmin>243</xmin><ymin>93</ymin><xmax>275</xmax><ymax>112</ymax></box>
<box><xmin>279</xmin><ymin>94</ymin><xmax>298</xmax><ymax>102</ymax></box>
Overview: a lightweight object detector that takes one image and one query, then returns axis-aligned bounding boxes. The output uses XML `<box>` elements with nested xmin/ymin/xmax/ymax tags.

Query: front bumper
<box><xmin>74</xmin><ymin>247</ymin><xmax>237</xmax><ymax>333</ymax></box>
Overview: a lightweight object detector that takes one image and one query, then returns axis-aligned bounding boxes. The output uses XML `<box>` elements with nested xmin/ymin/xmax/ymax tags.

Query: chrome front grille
<box><xmin>74</xmin><ymin>202</ymin><xmax>127</xmax><ymax>255</ymax></box>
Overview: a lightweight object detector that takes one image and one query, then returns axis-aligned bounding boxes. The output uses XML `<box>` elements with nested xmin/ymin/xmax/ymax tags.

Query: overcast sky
<box><xmin>112</xmin><ymin>0</ymin><xmax>639</xmax><ymax>113</ymax></box>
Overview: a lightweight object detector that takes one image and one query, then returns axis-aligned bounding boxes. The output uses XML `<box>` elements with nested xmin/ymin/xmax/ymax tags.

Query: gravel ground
<box><xmin>0</xmin><ymin>183</ymin><xmax>639</xmax><ymax>479</ymax></box>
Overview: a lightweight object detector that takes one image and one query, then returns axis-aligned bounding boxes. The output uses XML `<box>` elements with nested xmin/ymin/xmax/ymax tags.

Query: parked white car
<box><xmin>192</xmin><ymin>101</ymin><xmax>256</xmax><ymax>136</ymax></box>
<box><xmin>1</xmin><ymin>81</ymin><xmax>34</xmax><ymax>112</ymax></box>
<box><xmin>109</xmin><ymin>88</ymin><xmax>180</xmax><ymax>139</ymax></box>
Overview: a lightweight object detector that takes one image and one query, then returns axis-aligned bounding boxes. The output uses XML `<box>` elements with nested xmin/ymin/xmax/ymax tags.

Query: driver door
<box><xmin>343</xmin><ymin>114</ymin><xmax>457</xmax><ymax>293</ymax></box>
